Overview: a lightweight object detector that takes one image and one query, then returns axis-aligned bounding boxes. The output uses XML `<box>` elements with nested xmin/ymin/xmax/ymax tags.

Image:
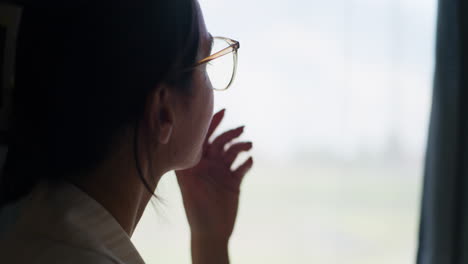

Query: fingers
<box><xmin>233</xmin><ymin>157</ymin><xmax>253</xmax><ymax>180</ymax></box>
<box><xmin>224</xmin><ymin>142</ymin><xmax>253</xmax><ymax>165</ymax></box>
<box><xmin>205</xmin><ymin>109</ymin><xmax>225</xmax><ymax>145</ymax></box>
<box><xmin>211</xmin><ymin>126</ymin><xmax>244</xmax><ymax>154</ymax></box>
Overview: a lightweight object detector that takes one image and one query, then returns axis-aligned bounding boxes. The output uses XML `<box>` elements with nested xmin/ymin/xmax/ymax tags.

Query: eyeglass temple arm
<box><xmin>195</xmin><ymin>41</ymin><xmax>240</xmax><ymax>67</ymax></box>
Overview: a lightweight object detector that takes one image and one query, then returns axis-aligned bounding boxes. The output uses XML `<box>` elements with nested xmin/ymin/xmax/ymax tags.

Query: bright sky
<box><xmin>199</xmin><ymin>0</ymin><xmax>437</xmax><ymax>161</ymax></box>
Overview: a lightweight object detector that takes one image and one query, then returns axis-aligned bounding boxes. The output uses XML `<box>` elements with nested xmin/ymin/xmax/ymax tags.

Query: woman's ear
<box><xmin>146</xmin><ymin>85</ymin><xmax>175</xmax><ymax>145</ymax></box>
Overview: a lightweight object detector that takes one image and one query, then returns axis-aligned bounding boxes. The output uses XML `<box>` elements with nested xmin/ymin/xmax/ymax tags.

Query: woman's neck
<box><xmin>69</xmin><ymin>141</ymin><xmax>163</xmax><ymax>236</ymax></box>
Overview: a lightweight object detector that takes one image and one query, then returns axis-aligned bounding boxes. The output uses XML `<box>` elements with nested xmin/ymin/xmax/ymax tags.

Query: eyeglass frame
<box><xmin>185</xmin><ymin>36</ymin><xmax>240</xmax><ymax>91</ymax></box>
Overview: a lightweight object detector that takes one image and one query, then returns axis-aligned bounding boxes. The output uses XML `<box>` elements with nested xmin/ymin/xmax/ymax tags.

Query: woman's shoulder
<box><xmin>0</xmin><ymin>233</ymin><xmax>121</xmax><ymax>264</ymax></box>
<box><xmin>0</xmin><ymin>182</ymin><xmax>145</xmax><ymax>264</ymax></box>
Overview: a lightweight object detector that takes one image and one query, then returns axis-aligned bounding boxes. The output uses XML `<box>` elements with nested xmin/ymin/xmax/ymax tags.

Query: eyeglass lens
<box><xmin>206</xmin><ymin>38</ymin><xmax>236</xmax><ymax>90</ymax></box>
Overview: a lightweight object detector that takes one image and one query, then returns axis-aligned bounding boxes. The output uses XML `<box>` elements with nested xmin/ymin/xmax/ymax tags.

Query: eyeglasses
<box><xmin>192</xmin><ymin>36</ymin><xmax>240</xmax><ymax>91</ymax></box>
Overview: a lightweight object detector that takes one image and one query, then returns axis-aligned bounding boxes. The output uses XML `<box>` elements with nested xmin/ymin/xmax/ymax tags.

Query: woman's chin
<box><xmin>175</xmin><ymin>150</ymin><xmax>203</xmax><ymax>171</ymax></box>
<box><xmin>188</xmin><ymin>150</ymin><xmax>203</xmax><ymax>168</ymax></box>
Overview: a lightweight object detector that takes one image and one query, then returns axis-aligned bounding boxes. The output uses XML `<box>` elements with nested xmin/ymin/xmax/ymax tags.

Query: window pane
<box><xmin>132</xmin><ymin>0</ymin><xmax>437</xmax><ymax>263</ymax></box>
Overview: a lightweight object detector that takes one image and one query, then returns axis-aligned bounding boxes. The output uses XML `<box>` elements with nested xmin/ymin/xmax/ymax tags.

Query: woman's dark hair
<box><xmin>0</xmin><ymin>0</ymin><xmax>201</xmax><ymax>207</ymax></box>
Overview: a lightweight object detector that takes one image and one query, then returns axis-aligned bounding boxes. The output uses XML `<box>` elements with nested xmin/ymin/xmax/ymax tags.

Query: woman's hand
<box><xmin>175</xmin><ymin>109</ymin><xmax>253</xmax><ymax>243</ymax></box>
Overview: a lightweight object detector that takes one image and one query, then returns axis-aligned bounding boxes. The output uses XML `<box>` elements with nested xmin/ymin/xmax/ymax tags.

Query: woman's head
<box><xmin>0</xmin><ymin>0</ymin><xmax>214</xmax><ymax>205</ymax></box>
<box><xmin>138</xmin><ymin>0</ymin><xmax>214</xmax><ymax>172</ymax></box>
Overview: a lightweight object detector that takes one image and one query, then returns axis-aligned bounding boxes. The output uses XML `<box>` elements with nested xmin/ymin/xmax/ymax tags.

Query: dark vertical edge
<box><xmin>416</xmin><ymin>0</ymin><xmax>443</xmax><ymax>262</ymax></box>
<box><xmin>454</xmin><ymin>0</ymin><xmax>468</xmax><ymax>261</ymax></box>
<box><xmin>0</xmin><ymin>26</ymin><xmax>6</xmax><ymax>109</ymax></box>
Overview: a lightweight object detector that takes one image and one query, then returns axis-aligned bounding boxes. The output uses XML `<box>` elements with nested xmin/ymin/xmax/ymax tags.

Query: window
<box><xmin>132</xmin><ymin>0</ymin><xmax>438</xmax><ymax>263</ymax></box>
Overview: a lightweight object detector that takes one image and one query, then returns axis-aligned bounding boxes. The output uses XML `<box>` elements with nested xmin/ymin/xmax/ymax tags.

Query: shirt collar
<box><xmin>18</xmin><ymin>181</ymin><xmax>146</xmax><ymax>264</ymax></box>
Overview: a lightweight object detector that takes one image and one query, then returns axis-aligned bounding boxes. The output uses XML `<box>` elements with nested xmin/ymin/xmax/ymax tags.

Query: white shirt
<box><xmin>0</xmin><ymin>181</ymin><xmax>146</xmax><ymax>264</ymax></box>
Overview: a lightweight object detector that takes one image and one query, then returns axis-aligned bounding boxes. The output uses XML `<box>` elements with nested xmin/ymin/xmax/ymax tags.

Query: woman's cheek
<box><xmin>206</xmin><ymin>81</ymin><xmax>214</xmax><ymax>127</ymax></box>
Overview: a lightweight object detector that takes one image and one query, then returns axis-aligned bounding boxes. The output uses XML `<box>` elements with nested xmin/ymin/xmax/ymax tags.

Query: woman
<box><xmin>0</xmin><ymin>0</ymin><xmax>253</xmax><ymax>263</ymax></box>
